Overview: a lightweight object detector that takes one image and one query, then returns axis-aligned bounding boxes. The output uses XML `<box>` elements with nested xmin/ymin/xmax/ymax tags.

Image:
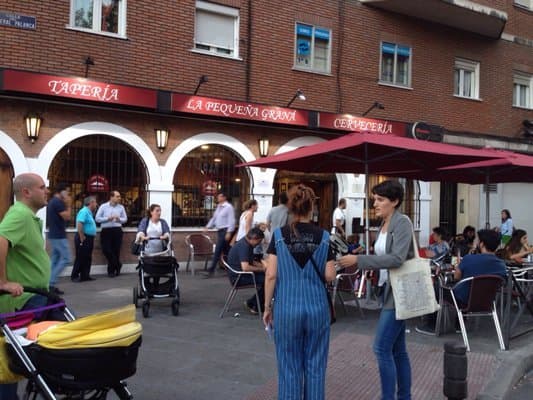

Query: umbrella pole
<box><xmin>357</xmin><ymin>147</ymin><xmax>370</xmax><ymax>298</ymax></box>
<box><xmin>485</xmin><ymin>174</ymin><xmax>490</xmax><ymax>229</ymax></box>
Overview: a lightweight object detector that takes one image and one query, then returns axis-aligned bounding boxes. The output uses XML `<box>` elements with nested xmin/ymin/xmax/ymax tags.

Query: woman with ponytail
<box><xmin>263</xmin><ymin>184</ymin><xmax>336</xmax><ymax>400</ymax></box>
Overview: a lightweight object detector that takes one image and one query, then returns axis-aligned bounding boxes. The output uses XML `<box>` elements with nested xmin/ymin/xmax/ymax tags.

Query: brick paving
<box><xmin>247</xmin><ymin>332</ymin><xmax>499</xmax><ymax>400</ymax></box>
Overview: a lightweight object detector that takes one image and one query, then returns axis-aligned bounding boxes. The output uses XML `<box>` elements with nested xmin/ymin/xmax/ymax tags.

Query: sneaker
<box><xmin>244</xmin><ymin>301</ymin><xmax>259</xmax><ymax>315</ymax></box>
<box><xmin>201</xmin><ymin>270</ymin><xmax>214</xmax><ymax>279</ymax></box>
<box><xmin>415</xmin><ymin>324</ymin><xmax>436</xmax><ymax>336</ymax></box>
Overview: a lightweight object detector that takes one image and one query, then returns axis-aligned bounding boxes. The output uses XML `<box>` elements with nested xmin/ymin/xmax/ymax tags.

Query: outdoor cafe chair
<box><xmin>438</xmin><ymin>274</ymin><xmax>506</xmax><ymax>352</ymax></box>
<box><xmin>331</xmin><ymin>265</ymin><xmax>364</xmax><ymax>319</ymax></box>
<box><xmin>219</xmin><ymin>257</ymin><xmax>262</xmax><ymax>321</ymax></box>
<box><xmin>185</xmin><ymin>233</ymin><xmax>215</xmax><ymax>275</ymax></box>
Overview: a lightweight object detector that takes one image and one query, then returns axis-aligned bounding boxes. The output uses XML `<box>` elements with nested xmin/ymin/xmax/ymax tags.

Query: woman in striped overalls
<box><xmin>263</xmin><ymin>184</ymin><xmax>337</xmax><ymax>399</ymax></box>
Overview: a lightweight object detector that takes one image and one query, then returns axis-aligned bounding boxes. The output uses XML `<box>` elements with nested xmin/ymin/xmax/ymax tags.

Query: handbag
<box><xmin>389</xmin><ymin>227</ymin><xmax>440</xmax><ymax>320</ymax></box>
<box><xmin>130</xmin><ymin>240</ymin><xmax>142</xmax><ymax>256</ymax></box>
<box><xmin>304</xmin><ymin>242</ymin><xmax>336</xmax><ymax>325</ymax></box>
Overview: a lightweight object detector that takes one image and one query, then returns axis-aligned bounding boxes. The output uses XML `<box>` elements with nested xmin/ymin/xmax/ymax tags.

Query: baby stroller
<box><xmin>132</xmin><ymin>238</ymin><xmax>180</xmax><ymax>318</ymax></box>
<box><xmin>0</xmin><ymin>288</ymin><xmax>142</xmax><ymax>400</ymax></box>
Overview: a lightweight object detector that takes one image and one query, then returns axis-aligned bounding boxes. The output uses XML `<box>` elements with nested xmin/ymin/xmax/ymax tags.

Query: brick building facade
<box><xmin>0</xmin><ymin>1</ymin><xmax>532</xmax><ymax>265</ymax></box>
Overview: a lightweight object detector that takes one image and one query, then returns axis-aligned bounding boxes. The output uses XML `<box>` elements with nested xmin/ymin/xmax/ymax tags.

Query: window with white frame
<box><xmin>514</xmin><ymin>0</ymin><xmax>532</xmax><ymax>10</ymax></box>
<box><xmin>379</xmin><ymin>42</ymin><xmax>412</xmax><ymax>87</ymax></box>
<box><xmin>70</xmin><ymin>0</ymin><xmax>127</xmax><ymax>36</ymax></box>
<box><xmin>513</xmin><ymin>72</ymin><xmax>532</xmax><ymax>109</ymax></box>
<box><xmin>294</xmin><ymin>23</ymin><xmax>332</xmax><ymax>73</ymax></box>
<box><xmin>194</xmin><ymin>1</ymin><xmax>239</xmax><ymax>58</ymax></box>
<box><xmin>454</xmin><ymin>59</ymin><xmax>480</xmax><ymax>99</ymax></box>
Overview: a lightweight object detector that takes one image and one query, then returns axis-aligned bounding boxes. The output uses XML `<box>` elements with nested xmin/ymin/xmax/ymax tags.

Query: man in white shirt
<box><xmin>331</xmin><ymin>198</ymin><xmax>346</xmax><ymax>237</ymax></box>
<box><xmin>203</xmin><ymin>193</ymin><xmax>235</xmax><ymax>278</ymax></box>
<box><xmin>95</xmin><ymin>190</ymin><xmax>128</xmax><ymax>277</ymax></box>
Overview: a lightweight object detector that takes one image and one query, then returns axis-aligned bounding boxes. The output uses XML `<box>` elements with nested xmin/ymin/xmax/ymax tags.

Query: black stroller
<box><xmin>132</xmin><ymin>238</ymin><xmax>180</xmax><ymax>318</ymax></box>
<box><xmin>0</xmin><ymin>288</ymin><xmax>141</xmax><ymax>400</ymax></box>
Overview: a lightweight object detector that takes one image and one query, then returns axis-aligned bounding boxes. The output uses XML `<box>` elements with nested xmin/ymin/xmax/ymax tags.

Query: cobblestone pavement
<box><xmin>14</xmin><ymin>263</ymin><xmax>533</xmax><ymax>399</ymax></box>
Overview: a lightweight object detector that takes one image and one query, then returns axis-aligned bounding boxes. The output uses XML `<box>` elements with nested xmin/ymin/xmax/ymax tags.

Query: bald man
<box><xmin>0</xmin><ymin>173</ymin><xmax>51</xmax><ymax>398</ymax></box>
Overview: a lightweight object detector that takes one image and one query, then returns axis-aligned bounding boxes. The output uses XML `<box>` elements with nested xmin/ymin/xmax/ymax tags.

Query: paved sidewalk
<box><xmin>17</xmin><ymin>263</ymin><xmax>533</xmax><ymax>399</ymax></box>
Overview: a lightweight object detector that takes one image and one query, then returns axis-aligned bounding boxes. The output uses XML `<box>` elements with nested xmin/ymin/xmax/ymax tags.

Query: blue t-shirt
<box><xmin>454</xmin><ymin>253</ymin><xmax>507</xmax><ymax>304</ymax></box>
<box><xmin>76</xmin><ymin>206</ymin><xmax>97</xmax><ymax>236</ymax></box>
<box><xmin>228</xmin><ymin>237</ymin><xmax>254</xmax><ymax>272</ymax></box>
<box><xmin>47</xmin><ymin>196</ymin><xmax>67</xmax><ymax>239</ymax></box>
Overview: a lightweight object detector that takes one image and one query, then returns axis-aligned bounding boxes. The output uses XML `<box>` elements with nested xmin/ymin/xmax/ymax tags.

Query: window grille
<box><xmin>173</xmin><ymin>145</ymin><xmax>250</xmax><ymax>227</ymax></box>
<box><xmin>48</xmin><ymin>135</ymin><xmax>147</xmax><ymax>228</ymax></box>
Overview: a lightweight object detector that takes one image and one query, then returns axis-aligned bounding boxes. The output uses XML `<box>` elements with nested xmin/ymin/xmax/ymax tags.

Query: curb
<box><xmin>476</xmin><ymin>340</ymin><xmax>533</xmax><ymax>399</ymax></box>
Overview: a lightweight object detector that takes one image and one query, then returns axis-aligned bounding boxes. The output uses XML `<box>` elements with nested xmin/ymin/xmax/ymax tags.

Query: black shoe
<box><xmin>50</xmin><ymin>286</ymin><xmax>64</xmax><ymax>295</ymax></box>
<box><xmin>71</xmin><ymin>277</ymin><xmax>81</xmax><ymax>282</ymax></box>
<box><xmin>244</xmin><ymin>301</ymin><xmax>259</xmax><ymax>315</ymax></box>
<box><xmin>201</xmin><ymin>271</ymin><xmax>214</xmax><ymax>279</ymax></box>
<box><xmin>108</xmin><ymin>272</ymin><xmax>117</xmax><ymax>278</ymax></box>
<box><xmin>80</xmin><ymin>276</ymin><xmax>96</xmax><ymax>282</ymax></box>
<box><xmin>117</xmin><ymin>264</ymin><xmax>123</xmax><ymax>276</ymax></box>
<box><xmin>415</xmin><ymin>324</ymin><xmax>436</xmax><ymax>336</ymax></box>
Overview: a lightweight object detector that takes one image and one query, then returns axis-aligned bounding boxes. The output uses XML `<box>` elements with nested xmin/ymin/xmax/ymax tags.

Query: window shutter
<box><xmin>195</xmin><ymin>10</ymin><xmax>234</xmax><ymax>50</ymax></box>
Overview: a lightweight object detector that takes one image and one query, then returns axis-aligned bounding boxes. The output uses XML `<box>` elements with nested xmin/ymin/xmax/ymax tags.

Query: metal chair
<box><xmin>331</xmin><ymin>265</ymin><xmax>364</xmax><ymax>319</ymax></box>
<box><xmin>219</xmin><ymin>257</ymin><xmax>262</xmax><ymax>320</ymax></box>
<box><xmin>185</xmin><ymin>233</ymin><xmax>215</xmax><ymax>275</ymax></box>
<box><xmin>440</xmin><ymin>274</ymin><xmax>506</xmax><ymax>352</ymax></box>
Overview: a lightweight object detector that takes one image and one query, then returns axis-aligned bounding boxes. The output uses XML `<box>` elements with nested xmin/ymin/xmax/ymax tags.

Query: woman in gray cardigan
<box><xmin>339</xmin><ymin>180</ymin><xmax>415</xmax><ymax>400</ymax></box>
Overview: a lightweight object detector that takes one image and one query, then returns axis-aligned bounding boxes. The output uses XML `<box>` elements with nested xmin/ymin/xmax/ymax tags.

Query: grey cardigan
<box><xmin>357</xmin><ymin>211</ymin><xmax>415</xmax><ymax>310</ymax></box>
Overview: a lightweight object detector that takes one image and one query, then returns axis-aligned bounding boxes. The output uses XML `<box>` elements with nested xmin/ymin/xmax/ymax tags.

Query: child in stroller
<box><xmin>132</xmin><ymin>238</ymin><xmax>180</xmax><ymax>318</ymax></box>
<box><xmin>0</xmin><ymin>288</ymin><xmax>141</xmax><ymax>400</ymax></box>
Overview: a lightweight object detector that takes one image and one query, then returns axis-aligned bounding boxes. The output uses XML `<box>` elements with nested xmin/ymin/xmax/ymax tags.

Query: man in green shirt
<box><xmin>0</xmin><ymin>173</ymin><xmax>50</xmax><ymax>399</ymax></box>
<box><xmin>0</xmin><ymin>173</ymin><xmax>50</xmax><ymax>312</ymax></box>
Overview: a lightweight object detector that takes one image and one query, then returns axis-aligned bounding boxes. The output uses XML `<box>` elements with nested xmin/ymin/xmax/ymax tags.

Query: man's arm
<box><xmin>77</xmin><ymin>220</ymin><xmax>86</xmax><ymax>243</ymax></box>
<box><xmin>119</xmin><ymin>205</ymin><xmax>128</xmax><ymax>224</ymax></box>
<box><xmin>241</xmin><ymin>259</ymin><xmax>266</xmax><ymax>273</ymax></box>
<box><xmin>94</xmin><ymin>204</ymin><xmax>106</xmax><ymax>223</ymax></box>
<box><xmin>0</xmin><ymin>236</ymin><xmax>23</xmax><ymax>296</ymax></box>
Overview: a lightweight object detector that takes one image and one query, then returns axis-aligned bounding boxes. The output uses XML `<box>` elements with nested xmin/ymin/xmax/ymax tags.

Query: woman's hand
<box><xmin>338</xmin><ymin>254</ymin><xmax>357</xmax><ymax>268</ymax></box>
<box><xmin>263</xmin><ymin>308</ymin><xmax>273</xmax><ymax>328</ymax></box>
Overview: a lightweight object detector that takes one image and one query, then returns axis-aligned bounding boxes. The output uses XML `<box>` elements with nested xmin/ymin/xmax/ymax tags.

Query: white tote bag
<box><xmin>389</xmin><ymin>230</ymin><xmax>440</xmax><ymax>320</ymax></box>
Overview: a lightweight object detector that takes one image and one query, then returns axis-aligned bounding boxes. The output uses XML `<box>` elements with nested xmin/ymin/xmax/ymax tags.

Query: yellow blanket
<box><xmin>37</xmin><ymin>304</ymin><xmax>142</xmax><ymax>349</ymax></box>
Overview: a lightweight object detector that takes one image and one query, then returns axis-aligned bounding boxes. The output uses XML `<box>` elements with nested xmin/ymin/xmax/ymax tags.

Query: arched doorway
<box><xmin>172</xmin><ymin>144</ymin><xmax>251</xmax><ymax>227</ymax></box>
<box><xmin>0</xmin><ymin>148</ymin><xmax>14</xmax><ymax>220</ymax></box>
<box><xmin>274</xmin><ymin>171</ymin><xmax>338</xmax><ymax>229</ymax></box>
<box><xmin>48</xmin><ymin>135</ymin><xmax>148</xmax><ymax>227</ymax></box>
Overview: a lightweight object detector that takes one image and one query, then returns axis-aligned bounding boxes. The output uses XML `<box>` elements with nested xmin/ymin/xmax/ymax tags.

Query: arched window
<box><xmin>172</xmin><ymin>145</ymin><xmax>250</xmax><ymax>227</ymax></box>
<box><xmin>0</xmin><ymin>148</ymin><xmax>14</xmax><ymax>220</ymax></box>
<box><xmin>48</xmin><ymin>135</ymin><xmax>147</xmax><ymax>227</ymax></box>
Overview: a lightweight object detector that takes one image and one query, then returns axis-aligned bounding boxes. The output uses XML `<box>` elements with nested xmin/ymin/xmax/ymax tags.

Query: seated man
<box><xmin>416</xmin><ymin>229</ymin><xmax>507</xmax><ymax>336</ymax></box>
<box><xmin>227</xmin><ymin>227</ymin><xmax>266</xmax><ymax>315</ymax></box>
<box><xmin>453</xmin><ymin>229</ymin><xmax>507</xmax><ymax>305</ymax></box>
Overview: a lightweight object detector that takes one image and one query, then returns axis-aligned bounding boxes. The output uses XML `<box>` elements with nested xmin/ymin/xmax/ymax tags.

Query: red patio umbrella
<box><xmin>238</xmin><ymin>132</ymin><xmax>500</xmax><ymax>176</ymax></box>
<box><xmin>396</xmin><ymin>148</ymin><xmax>533</xmax><ymax>228</ymax></box>
<box><xmin>238</xmin><ymin>132</ymin><xmax>502</xmax><ymax>251</ymax></box>
<box><xmin>238</xmin><ymin>132</ymin><xmax>503</xmax><ymax>298</ymax></box>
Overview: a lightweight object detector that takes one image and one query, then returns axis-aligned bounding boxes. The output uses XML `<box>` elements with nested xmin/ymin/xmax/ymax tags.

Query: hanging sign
<box><xmin>1</xmin><ymin>69</ymin><xmax>157</xmax><ymax>109</ymax></box>
<box><xmin>201</xmin><ymin>180</ymin><xmax>218</xmax><ymax>196</ymax></box>
<box><xmin>86</xmin><ymin>174</ymin><xmax>110</xmax><ymax>193</ymax></box>
<box><xmin>319</xmin><ymin>112</ymin><xmax>408</xmax><ymax>137</ymax></box>
<box><xmin>172</xmin><ymin>94</ymin><xmax>309</xmax><ymax>126</ymax></box>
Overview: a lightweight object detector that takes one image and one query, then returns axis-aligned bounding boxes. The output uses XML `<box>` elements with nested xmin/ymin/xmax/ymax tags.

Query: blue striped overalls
<box><xmin>273</xmin><ymin>228</ymin><xmax>330</xmax><ymax>400</ymax></box>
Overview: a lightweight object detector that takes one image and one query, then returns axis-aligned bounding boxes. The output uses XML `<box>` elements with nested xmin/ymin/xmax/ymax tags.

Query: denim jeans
<box><xmin>373</xmin><ymin>308</ymin><xmax>412</xmax><ymax>400</ymax></box>
<box><xmin>49</xmin><ymin>238</ymin><xmax>71</xmax><ymax>286</ymax></box>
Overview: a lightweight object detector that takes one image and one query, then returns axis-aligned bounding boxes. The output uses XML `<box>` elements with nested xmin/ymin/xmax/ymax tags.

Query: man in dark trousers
<box><xmin>47</xmin><ymin>183</ymin><xmax>72</xmax><ymax>295</ymax></box>
<box><xmin>71</xmin><ymin>196</ymin><xmax>98</xmax><ymax>282</ymax></box>
<box><xmin>95</xmin><ymin>190</ymin><xmax>127</xmax><ymax>277</ymax></box>
<box><xmin>203</xmin><ymin>192</ymin><xmax>235</xmax><ymax>278</ymax></box>
<box><xmin>227</xmin><ymin>227</ymin><xmax>266</xmax><ymax>314</ymax></box>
